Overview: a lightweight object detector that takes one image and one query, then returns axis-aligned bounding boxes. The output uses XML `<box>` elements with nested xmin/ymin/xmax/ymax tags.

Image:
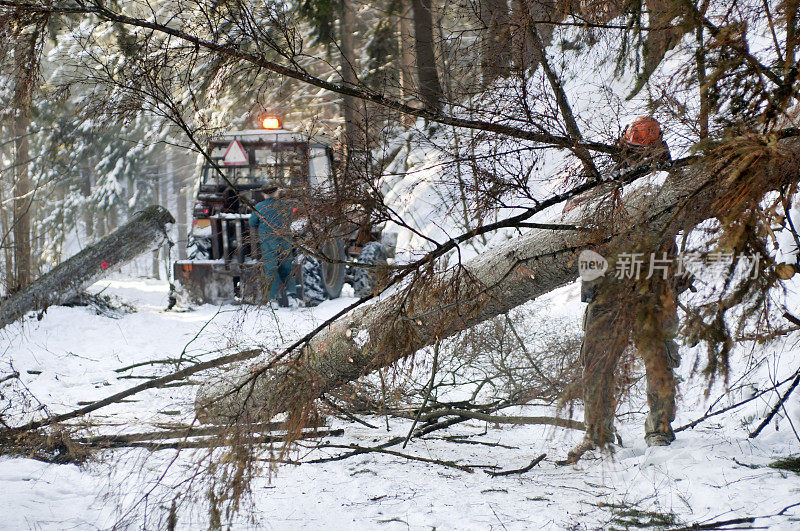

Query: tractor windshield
<box><xmin>202</xmin><ymin>141</ymin><xmax>309</xmax><ymax>189</ymax></box>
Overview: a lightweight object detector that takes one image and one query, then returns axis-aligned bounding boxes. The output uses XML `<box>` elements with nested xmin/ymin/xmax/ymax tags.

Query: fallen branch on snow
<box><xmin>308</xmin><ymin>442</ymin><xmax>477</xmax><ymax>473</ymax></box>
<box><xmin>0</xmin><ymin>349</ymin><xmax>262</xmax><ymax>436</ymax></box>
<box><xmin>485</xmin><ymin>453</ymin><xmax>546</xmax><ymax>477</ymax></box>
<box><xmin>419</xmin><ymin>408</ymin><xmax>584</xmax><ymax>430</ymax></box>
<box><xmin>91</xmin><ymin>428</ymin><xmax>345</xmax><ymax>451</ymax></box>
<box><xmin>749</xmin><ymin>367</ymin><xmax>800</xmax><ymax>438</ymax></box>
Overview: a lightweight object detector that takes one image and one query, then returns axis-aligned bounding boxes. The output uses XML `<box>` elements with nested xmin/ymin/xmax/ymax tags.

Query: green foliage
<box><xmin>24</xmin><ymin>78</ymin><xmax>163</xmax><ymax>268</ymax></box>
<box><xmin>770</xmin><ymin>456</ymin><xmax>800</xmax><ymax>474</ymax></box>
<box><xmin>598</xmin><ymin>502</ymin><xmax>677</xmax><ymax>529</ymax></box>
<box><xmin>112</xmin><ymin>23</ymin><xmax>140</xmax><ymax>58</ymax></box>
<box><xmin>612</xmin><ymin>1</ymin><xmax>645</xmax><ymax>83</ymax></box>
<box><xmin>299</xmin><ymin>0</ymin><xmax>339</xmax><ymax>45</ymax></box>
<box><xmin>366</xmin><ymin>18</ymin><xmax>399</xmax><ymax>88</ymax></box>
<box><xmin>616</xmin><ymin>0</ymin><xmax>696</xmax><ymax>98</ymax></box>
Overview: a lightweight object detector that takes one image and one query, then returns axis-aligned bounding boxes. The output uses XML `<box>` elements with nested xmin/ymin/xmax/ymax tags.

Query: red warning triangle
<box><xmin>223</xmin><ymin>140</ymin><xmax>249</xmax><ymax>166</ymax></box>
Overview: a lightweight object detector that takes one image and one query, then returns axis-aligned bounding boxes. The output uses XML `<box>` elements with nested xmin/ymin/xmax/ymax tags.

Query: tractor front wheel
<box><xmin>319</xmin><ymin>238</ymin><xmax>346</xmax><ymax>299</ymax></box>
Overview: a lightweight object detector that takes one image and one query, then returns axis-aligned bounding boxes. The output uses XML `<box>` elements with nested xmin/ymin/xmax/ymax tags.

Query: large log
<box><xmin>196</xmin><ymin>139</ymin><xmax>800</xmax><ymax>423</ymax></box>
<box><xmin>0</xmin><ymin>205</ymin><xmax>175</xmax><ymax>329</ymax></box>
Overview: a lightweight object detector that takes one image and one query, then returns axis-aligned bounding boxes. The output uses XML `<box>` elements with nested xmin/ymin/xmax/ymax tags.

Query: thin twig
<box><xmin>307</xmin><ymin>403</ymin><xmax>524</xmax><ymax>465</ymax></box>
<box><xmin>179</xmin><ymin>306</ymin><xmax>227</xmax><ymax>361</ymax></box>
<box><xmin>378</xmin><ymin>369</ymin><xmax>390</xmax><ymax>431</ymax></box>
<box><xmin>676</xmin><ymin>368</ymin><xmax>800</xmax><ymax>433</ymax></box>
<box><xmin>669</xmin><ymin>516</ymin><xmax>757</xmax><ymax>530</ymax></box>
<box><xmin>670</xmin><ymin>500</ymin><xmax>800</xmax><ymax>531</ymax></box>
<box><xmin>782</xmin><ymin>311</ymin><xmax>800</xmax><ymax>327</ymax></box>
<box><xmin>320</xmin><ymin>395</ymin><xmax>378</xmax><ymax>429</ymax></box>
<box><xmin>427</xmin><ymin>436</ymin><xmax>518</xmax><ymax>449</ymax></box>
<box><xmin>504</xmin><ymin>314</ymin><xmax>560</xmax><ymax>397</ymax></box>
<box><xmin>485</xmin><ymin>454</ymin><xmax>546</xmax><ymax>477</ymax></box>
<box><xmin>750</xmin><ymin>368</ymin><xmax>800</xmax><ymax>438</ymax></box>
<box><xmin>403</xmin><ymin>341</ymin><xmax>439</xmax><ymax>448</ymax></box>
<box><xmin>115</xmin><ymin>358</ymin><xmax>198</xmax><ymax>373</ymax></box>
<box><xmin>528</xmin><ymin>25</ymin><xmax>599</xmax><ymax>178</ymax></box>
<box><xmin>159</xmin><ymin>380</ymin><xmax>202</xmax><ymax>388</ymax></box>
<box><xmin>413</xmin><ymin>401</ymin><xmax>519</xmax><ymax>437</ymax></box>
<box><xmin>307</xmin><ymin>436</ymin><xmax>407</xmax><ymax>464</ymax></box>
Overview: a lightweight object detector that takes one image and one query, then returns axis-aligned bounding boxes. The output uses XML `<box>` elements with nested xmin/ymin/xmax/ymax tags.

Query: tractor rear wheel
<box><xmin>353</xmin><ymin>242</ymin><xmax>388</xmax><ymax>298</ymax></box>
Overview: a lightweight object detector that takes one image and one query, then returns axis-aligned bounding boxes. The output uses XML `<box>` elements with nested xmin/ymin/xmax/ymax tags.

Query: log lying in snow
<box><xmin>0</xmin><ymin>205</ymin><xmax>174</xmax><ymax>329</ymax></box>
<box><xmin>196</xmin><ymin>138</ymin><xmax>800</xmax><ymax>423</ymax></box>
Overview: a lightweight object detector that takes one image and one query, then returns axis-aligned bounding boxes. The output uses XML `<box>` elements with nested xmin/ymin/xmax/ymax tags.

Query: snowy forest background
<box><xmin>0</xmin><ymin>0</ymin><xmax>711</xmax><ymax>288</ymax></box>
<box><xmin>2</xmin><ymin>0</ymin><xmax>800</xmax><ymax>529</ymax></box>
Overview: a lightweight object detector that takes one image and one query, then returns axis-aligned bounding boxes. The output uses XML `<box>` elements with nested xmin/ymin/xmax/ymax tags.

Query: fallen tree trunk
<box><xmin>0</xmin><ymin>205</ymin><xmax>174</xmax><ymax>329</ymax></box>
<box><xmin>196</xmin><ymin>137</ymin><xmax>800</xmax><ymax>424</ymax></box>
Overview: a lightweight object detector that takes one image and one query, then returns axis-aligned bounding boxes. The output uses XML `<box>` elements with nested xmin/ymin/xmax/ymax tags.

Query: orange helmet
<box><xmin>622</xmin><ymin>116</ymin><xmax>663</xmax><ymax>147</ymax></box>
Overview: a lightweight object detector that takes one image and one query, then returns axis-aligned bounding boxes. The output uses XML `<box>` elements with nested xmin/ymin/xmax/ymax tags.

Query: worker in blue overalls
<box><xmin>249</xmin><ymin>184</ymin><xmax>296</xmax><ymax>306</ymax></box>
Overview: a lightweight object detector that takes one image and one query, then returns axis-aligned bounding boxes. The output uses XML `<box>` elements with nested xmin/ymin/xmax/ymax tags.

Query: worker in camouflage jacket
<box><xmin>249</xmin><ymin>184</ymin><xmax>296</xmax><ymax>305</ymax></box>
<box><xmin>564</xmin><ymin>117</ymin><xmax>684</xmax><ymax>462</ymax></box>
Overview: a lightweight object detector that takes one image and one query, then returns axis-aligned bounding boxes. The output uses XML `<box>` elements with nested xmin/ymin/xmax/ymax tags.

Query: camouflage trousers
<box><xmin>580</xmin><ymin>287</ymin><xmax>680</xmax><ymax>446</ymax></box>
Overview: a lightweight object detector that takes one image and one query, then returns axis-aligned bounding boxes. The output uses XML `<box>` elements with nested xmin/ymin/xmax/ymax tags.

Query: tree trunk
<box><xmin>12</xmin><ymin>111</ymin><xmax>32</xmax><ymax>292</ymax></box>
<box><xmin>10</xmin><ymin>29</ymin><xmax>39</xmax><ymax>294</ymax></box>
<box><xmin>0</xmin><ymin>205</ymin><xmax>174</xmax><ymax>329</ymax></box>
<box><xmin>152</xmin><ymin>169</ymin><xmax>161</xmax><ymax>279</ymax></box>
<box><xmin>398</xmin><ymin>3</ymin><xmax>418</xmax><ymax>126</ymax></box>
<box><xmin>340</xmin><ymin>0</ymin><xmax>362</xmax><ymax>170</ymax></box>
<box><xmin>0</xmin><ymin>135</ymin><xmax>14</xmax><ymax>295</ymax></box>
<box><xmin>510</xmin><ymin>0</ymin><xmax>533</xmax><ymax>71</ymax></box>
<box><xmin>480</xmin><ymin>0</ymin><xmax>511</xmax><ymax>85</ymax></box>
<box><xmin>1</xmin><ymin>193</ymin><xmax>13</xmax><ymax>295</ymax></box>
<box><xmin>81</xmin><ymin>161</ymin><xmax>94</xmax><ymax>241</ymax></box>
<box><xmin>410</xmin><ymin>0</ymin><xmax>443</xmax><ymax>111</ymax></box>
<box><xmin>399</xmin><ymin>4</ymin><xmax>416</xmax><ymax>100</ymax></box>
<box><xmin>97</xmin><ymin>207</ymin><xmax>107</xmax><ymax>237</ymax></box>
<box><xmin>696</xmin><ymin>25</ymin><xmax>709</xmax><ymax>139</ymax></box>
<box><xmin>631</xmin><ymin>0</ymin><xmax>689</xmax><ymax>94</ymax></box>
<box><xmin>172</xmin><ymin>149</ymin><xmax>188</xmax><ymax>260</ymax></box>
<box><xmin>512</xmin><ymin>0</ymin><xmax>555</xmax><ymax>72</ymax></box>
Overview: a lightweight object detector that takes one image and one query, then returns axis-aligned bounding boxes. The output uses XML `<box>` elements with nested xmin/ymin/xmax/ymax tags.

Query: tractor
<box><xmin>173</xmin><ymin>116</ymin><xmax>395</xmax><ymax>305</ymax></box>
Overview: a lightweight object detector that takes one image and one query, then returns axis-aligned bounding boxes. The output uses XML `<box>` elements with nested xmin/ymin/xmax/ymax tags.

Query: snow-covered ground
<box><xmin>1</xmin><ymin>278</ymin><xmax>799</xmax><ymax>529</ymax></box>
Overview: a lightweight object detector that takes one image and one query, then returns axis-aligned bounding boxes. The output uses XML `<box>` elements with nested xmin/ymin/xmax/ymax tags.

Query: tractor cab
<box><xmin>195</xmin><ymin>123</ymin><xmax>333</xmax><ymax>214</ymax></box>
<box><xmin>174</xmin><ymin>117</ymin><xmax>394</xmax><ymax>305</ymax></box>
